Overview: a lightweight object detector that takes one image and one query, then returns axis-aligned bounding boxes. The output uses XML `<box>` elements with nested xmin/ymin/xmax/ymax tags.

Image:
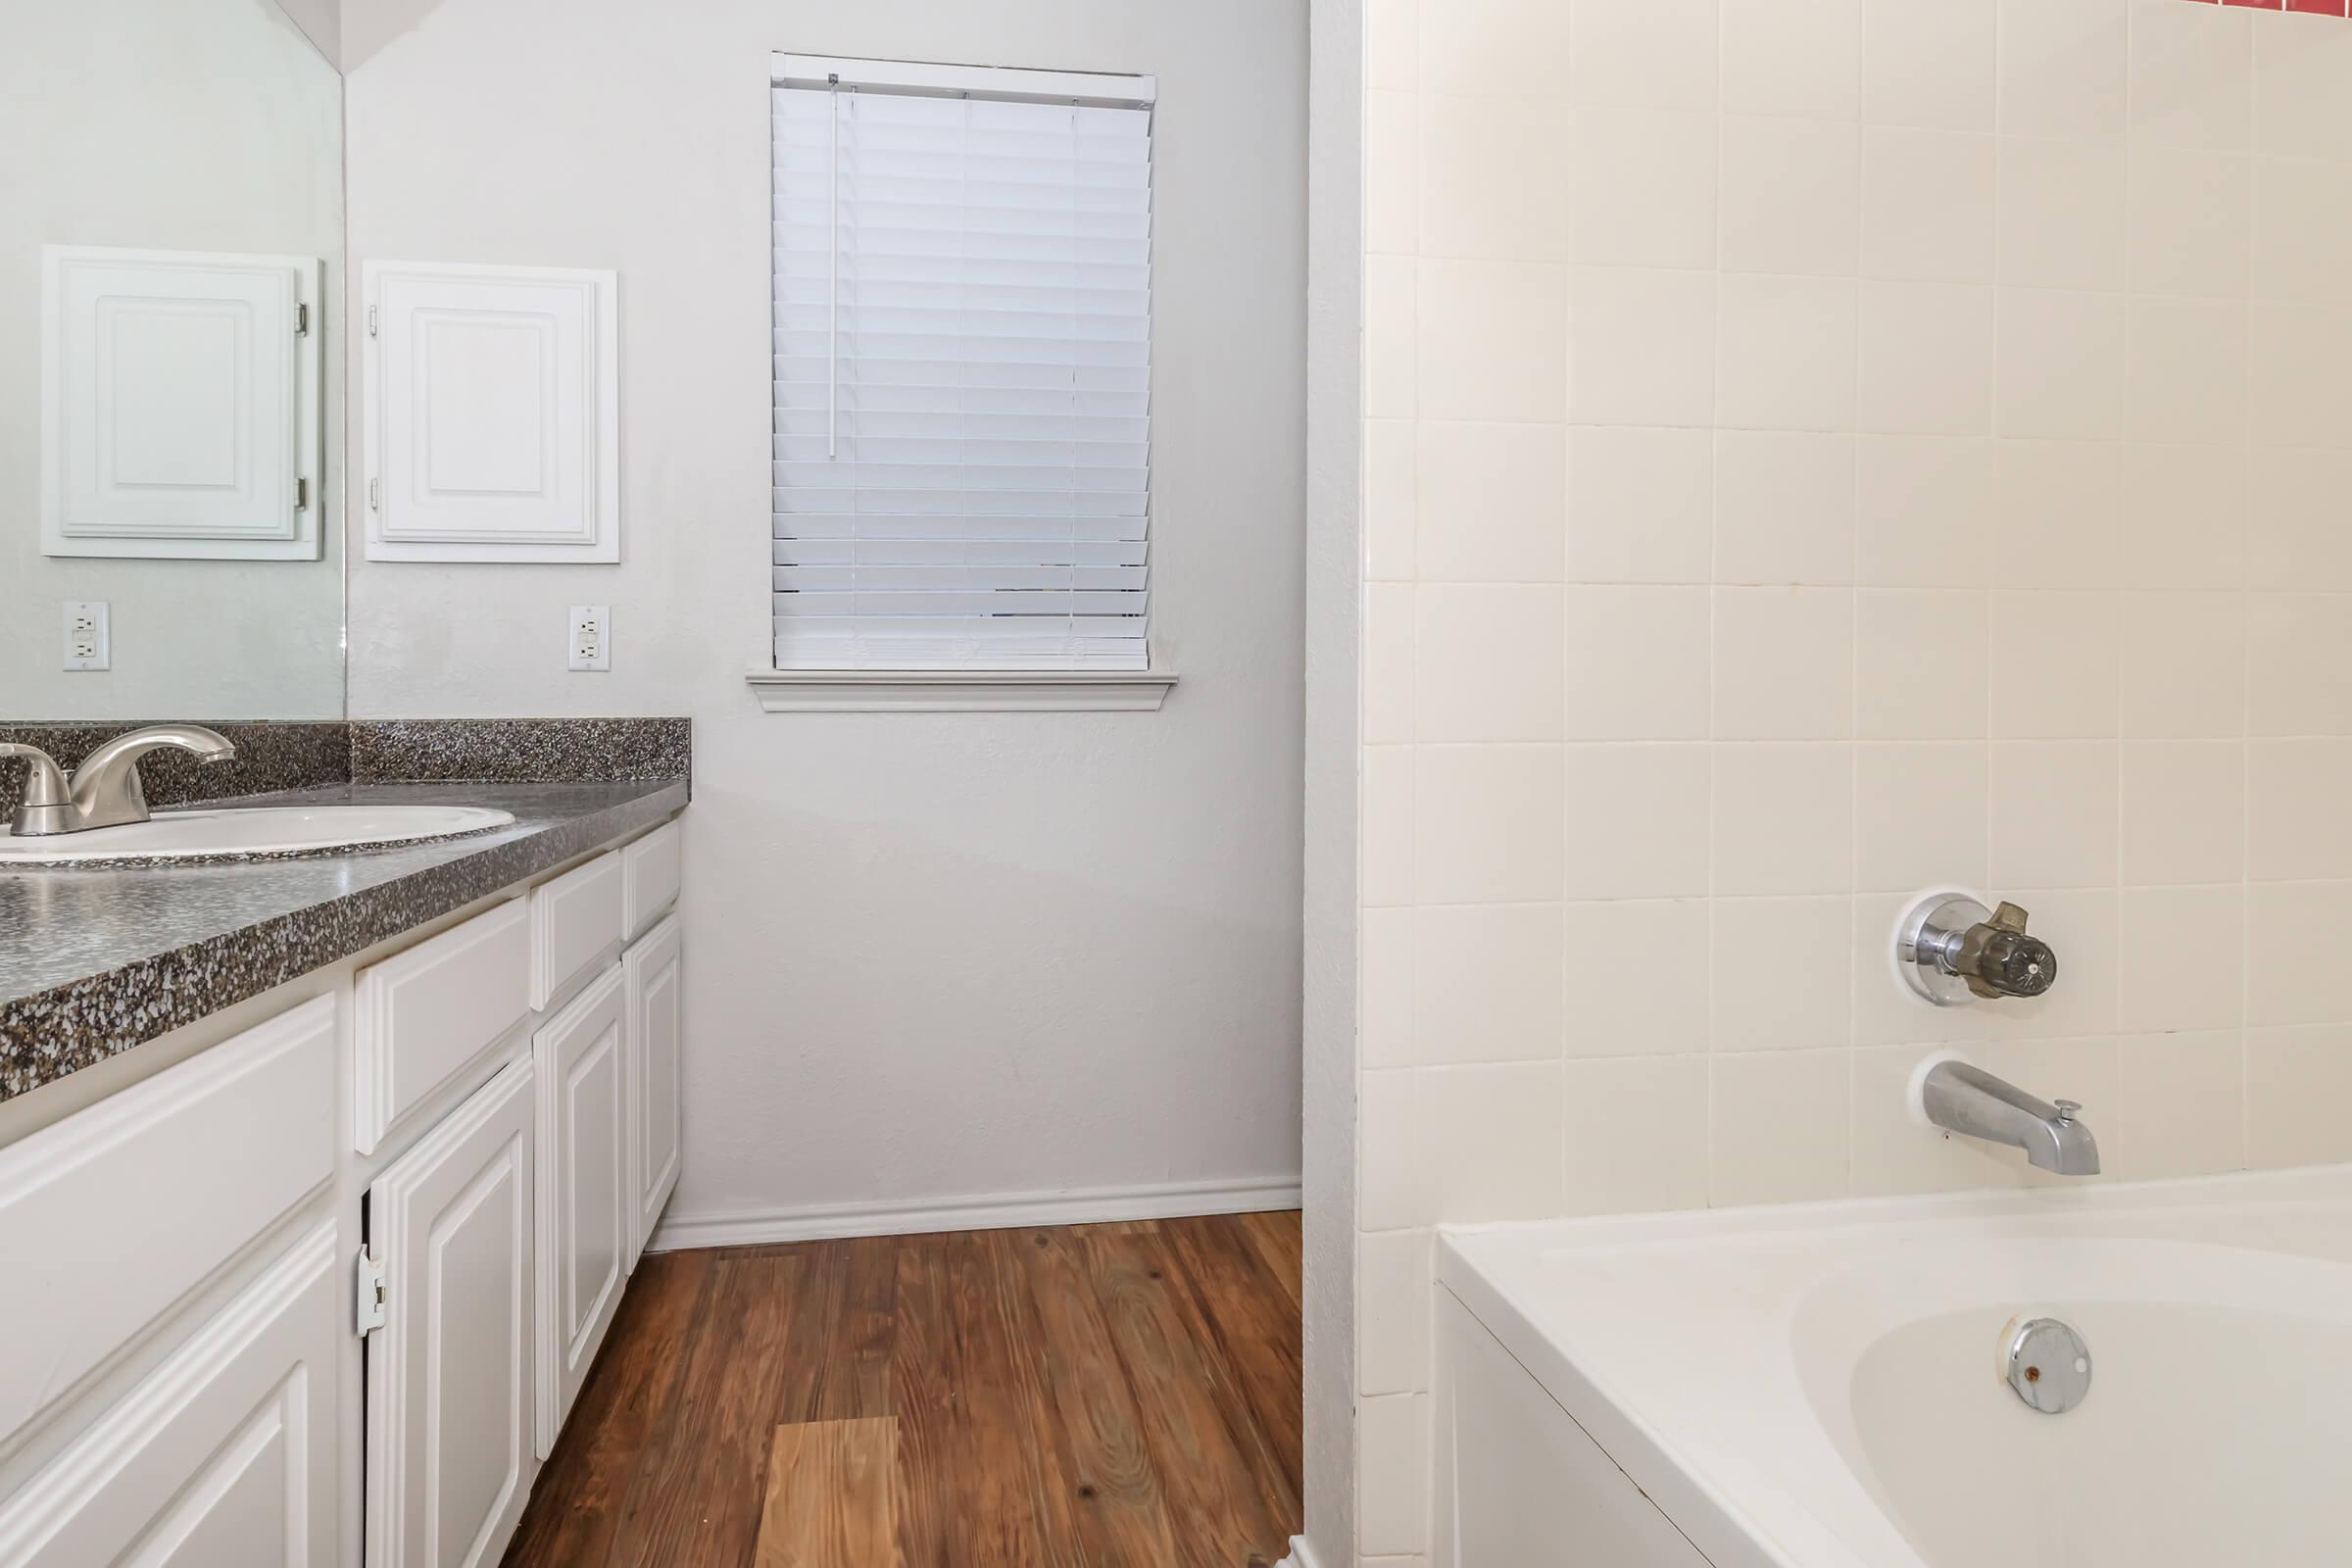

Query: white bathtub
<box><xmin>1432</xmin><ymin>1166</ymin><xmax>2352</xmax><ymax>1568</ymax></box>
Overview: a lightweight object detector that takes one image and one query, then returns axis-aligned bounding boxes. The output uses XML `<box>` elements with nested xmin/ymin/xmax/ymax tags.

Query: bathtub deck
<box><xmin>499</xmin><ymin>1212</ymin><xmax>1304</xmax><ymax>1568</ymax></box>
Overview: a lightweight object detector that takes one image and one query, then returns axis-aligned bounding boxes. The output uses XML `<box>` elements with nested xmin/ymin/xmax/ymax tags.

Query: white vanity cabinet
<box><xmin>363</xmin><ymin>1057</ymin><xmax>537</xmax><ymax>1568</ymax></box>
<box><xmin>624</xmin><ymin>911</ymin><xmax>683</xmax><ymax>1270</ymax></box>
<box><xmin>0</xmin><ymin>808</ymin><xmax>685</xmax><ymax>1568</ymax></box>
<box><xmin>0</xmin><ymin>1223</ymin><xmax>343</xmax><ymax>1567</ymax></box>
<box><xmin>531</xmin><ymin>965</ymin><xmax>628</xmax><ymax>1455</ymax></box>
<box><xmin>0</xmin><ymin>996</ymin><xmax>335</xmax><ymax>1445</ymax></box>
<box><xmin>351</xmin><ymin>896</ymin><xmax>531</xmax><ymax>1155</ymax></box>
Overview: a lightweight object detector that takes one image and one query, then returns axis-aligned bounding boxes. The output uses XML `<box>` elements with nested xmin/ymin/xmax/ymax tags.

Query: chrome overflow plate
<box><xmin>2003</xmin><ymin>1316</ymin><xmax>2091</xmax><ymax>1414</ymax></box>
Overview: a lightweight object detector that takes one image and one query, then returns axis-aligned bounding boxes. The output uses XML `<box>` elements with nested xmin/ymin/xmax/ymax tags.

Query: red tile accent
<box><xmin>2287</xmin><ymin>0</ymin><xmax>2347</xmax><ymax>14</ymax></box>
<box><xmin>2224</xmin><ymin>0</ymin><xmax>2286</xmax><ymax>9</ymax></box>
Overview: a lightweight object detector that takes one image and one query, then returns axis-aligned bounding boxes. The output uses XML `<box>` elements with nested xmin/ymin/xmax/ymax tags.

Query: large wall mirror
<box><xmin>0</xmin><ymin>0</ymin><xmax>345</xmax><ymax>721</ymax></box>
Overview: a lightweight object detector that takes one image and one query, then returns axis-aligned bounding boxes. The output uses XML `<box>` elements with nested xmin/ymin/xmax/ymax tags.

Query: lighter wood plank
<box><xmin>758</xmin><ymin>1418</ymin><xmax>901</xmax><ymax>1568</ymax></box>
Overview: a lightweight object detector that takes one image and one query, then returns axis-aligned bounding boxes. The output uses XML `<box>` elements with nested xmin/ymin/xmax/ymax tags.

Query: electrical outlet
<box><xmin>567</xmin><ymin>605</ymin><xmax>611</xmax><ymax>671</ymax></box>
<box><xmin>62</xmin><ymin>601</ymin><xmax>109</xmax><ymax>671</ymax></box>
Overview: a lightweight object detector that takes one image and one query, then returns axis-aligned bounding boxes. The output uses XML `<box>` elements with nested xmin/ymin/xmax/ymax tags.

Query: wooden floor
<box><xmin>502</xmin><ymin>1212</ymin><xmax>1304</xmax><ymax>1568</ymax></box>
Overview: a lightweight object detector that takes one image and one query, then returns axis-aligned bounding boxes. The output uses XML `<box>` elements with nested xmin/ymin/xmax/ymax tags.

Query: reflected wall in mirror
<box><xmin>0</xmin><ymin>0</ymin><xmax>345</xmax><ymax>720</ymax></box>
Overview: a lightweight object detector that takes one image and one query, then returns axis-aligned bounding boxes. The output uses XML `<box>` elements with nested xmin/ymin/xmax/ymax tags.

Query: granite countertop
<box><xmin>0</xmin><ymin>778</ymin><xmax>688</xmax><ymax>1103</ymax></box>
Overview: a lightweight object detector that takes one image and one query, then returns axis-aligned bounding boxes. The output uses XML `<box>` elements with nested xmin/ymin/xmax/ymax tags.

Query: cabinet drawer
<box><xmin>621</xmin><ymin>818</ymin><xmax>682</xmax><ymax>939</ymax></box>
<box><xmin>0</xmin><ymin>997</ymin><xmax>334</xmax><ymax>1446</ymax></box>
<box><xmin>0</xmin><ymin>1222</ymin><xmax>340</xmax><ymax>1565</ymax></box>
<box><xmin>353</xmin><ymin>897</ymin><xmax>530</xmax><ymax>1155</ymax></box>
<box><xmin>531</xmin><ymin>850</ymin><xmax>625</xmax><ymax>1010</ymax></box>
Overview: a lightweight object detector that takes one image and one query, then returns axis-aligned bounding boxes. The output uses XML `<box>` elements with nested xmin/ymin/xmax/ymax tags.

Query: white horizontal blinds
<box><xmin>771</xmin><ymin>77</ymin><xmax>1153</xmax><ymax>670</ymax></box>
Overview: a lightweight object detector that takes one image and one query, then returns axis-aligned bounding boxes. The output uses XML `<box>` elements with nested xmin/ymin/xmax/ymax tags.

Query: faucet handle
<box><xmin>1896</xmin><ymin>891</ymin><xmax>2063</xmax><ymax>1005</ymax></box>
<box><xmin>0</xmin><ymin>743</ymin><xmax>67</xmax><ymax>798</ymax></box>
<box><xmin>0</xmin><ymin>744</ymin><xmax>80</xmax><ymax>836</ymax></box>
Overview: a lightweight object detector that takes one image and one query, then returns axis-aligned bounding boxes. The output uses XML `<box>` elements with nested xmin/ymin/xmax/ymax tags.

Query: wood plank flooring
<box><xmin>502</xmin><ymin>1212</ymin><xmax>1303</xmax><ymax>1568</ymax></box>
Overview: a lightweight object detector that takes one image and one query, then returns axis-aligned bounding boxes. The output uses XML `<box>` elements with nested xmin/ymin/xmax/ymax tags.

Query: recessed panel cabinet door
<box><xmin>624</xmin><ymin>913</ymin><xmax>683</xmax><ymax>1270</ymax></box>
<box><xmin>533</xmin><ymin>964</ymin><xmax>628</xmax><ymax>1456</ymax></box>
<box><xmin>364</xmin><ymin>1057</ymin><xmax>536</xmax><ymax>1568</ymax></box>
<box><xmin>41</xmin><ymin>245</ymin><xmax>323</xmax><ymax>561</ymax></box>
<box><xmin>363</xmin><ymin>260</ymin><xmax>619</xmax><ymax>563</ymax></box>
<box><xmin>0</xmin><ymin>1223</ymin><xmax>339</xmax><ymax>1567</ymax></box>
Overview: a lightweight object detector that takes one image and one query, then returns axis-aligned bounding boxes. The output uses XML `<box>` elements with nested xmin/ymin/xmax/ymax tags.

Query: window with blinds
<box><xmin>769</xmin><ymin>56</ymin><xmax>1156</xmax><ymax>672</ymax></box>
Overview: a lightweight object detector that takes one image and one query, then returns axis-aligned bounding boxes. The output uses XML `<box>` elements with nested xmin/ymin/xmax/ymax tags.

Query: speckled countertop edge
<box><xmin>0</xmin><ymin>778</ymin><xmax>688</xmax><ymax>1103</ymax></box>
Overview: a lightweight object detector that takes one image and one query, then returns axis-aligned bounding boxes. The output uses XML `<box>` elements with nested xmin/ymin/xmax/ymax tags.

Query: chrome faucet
<box><xmin>1</xmin><ymin>724</ymin><xmax>237</xmax><ymax>837</ymax></box>
<box><xmin>1918</xmin><ymin>1059</ymin><xmax>2100</xmax><ymax>1175</ymax></box>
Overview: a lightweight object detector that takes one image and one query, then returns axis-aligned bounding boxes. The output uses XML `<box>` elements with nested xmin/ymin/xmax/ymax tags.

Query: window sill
<box><xmin>746</xmin><ymin>666</ymin><xmax>1178</xmax><ymax>712</ymax></box>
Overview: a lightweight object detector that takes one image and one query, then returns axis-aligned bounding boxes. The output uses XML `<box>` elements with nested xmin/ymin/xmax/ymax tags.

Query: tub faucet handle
<box><xmin>2054</xmin><ymin>1098</ymin><xmax>2082</xmax><ymax>1124</ymax></box>
<box><xmin>1959</xmin><ymin>901</ymin><xmax>2057</xmax><ymax>1001</ymax></box>
<box><xmin>1895</xmin><ymin>891</ymin><xmax>2062</xmax><ymax>1005</ymax></box>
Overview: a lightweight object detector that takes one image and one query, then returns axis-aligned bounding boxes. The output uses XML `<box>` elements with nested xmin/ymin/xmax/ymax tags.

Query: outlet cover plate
<box><xmin>62</xmin><ymin>600</ymin><xmax>109</xmax><ymax>671</ymax></box>
<box><xmin>567</xmin><ymin>604</ymin><xmax>610</xmax><ymax>671</ymax></box>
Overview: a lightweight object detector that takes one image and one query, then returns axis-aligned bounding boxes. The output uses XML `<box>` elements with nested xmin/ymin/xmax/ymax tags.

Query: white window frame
<box><xmin>748</xmin><ymin>52</ymin><xmax>1177</xmax><ymax>713</ymax></box>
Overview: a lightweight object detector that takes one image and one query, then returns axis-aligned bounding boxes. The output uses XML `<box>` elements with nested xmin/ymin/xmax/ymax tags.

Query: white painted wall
<box><xmin>1302</xmin><ymin>1</ymin><xmax>1364</xmax><ymax>1564</ymax></box>
<box><xmin>0</xmin><ymin>0</ymin><xmax>345</xmax><ymax>720</ymax></box>
<box><xmin>339</xmin><ymin>0</ymin><xmax>1308</xmax><ymax>1235</ymax></box>
<box><xmin>1347</xmin><ymin>1</ymin><xmax>2352</xmax><ymax>1561</ymax></box>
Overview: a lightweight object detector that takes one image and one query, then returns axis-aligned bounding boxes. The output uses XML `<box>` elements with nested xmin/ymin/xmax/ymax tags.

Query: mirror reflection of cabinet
<box><xmin>41</xmin><ymin>245</ymin><xmax>323</xmax><ymax>561</ymax></box>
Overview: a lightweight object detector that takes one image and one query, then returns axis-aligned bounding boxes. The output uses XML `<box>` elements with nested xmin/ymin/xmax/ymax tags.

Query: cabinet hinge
<box><xmin>355</xmin><ymin>1249</ymin><xmax>387</xmax><ymax>1337</ymax></box>
<box><xmin>295</xmin><ymin>301</ymin><xmax>310</xmax><ymax>336</ymax></box>
<box><xmin>294</xmin><ymin>476</ymin><xmax>309</xmax><ymax>511</ymax></box>
<box><xmin>368</xmin><ymin>476</ymin><xmax>381</xmax><ymax>512</ymax></box>
<box><xmin>367</xmin><ymin>304</ymin><xmax>378</xmax><ymax>338</ymax></box>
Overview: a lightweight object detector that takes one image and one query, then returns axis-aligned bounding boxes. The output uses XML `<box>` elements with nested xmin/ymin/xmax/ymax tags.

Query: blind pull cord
<box><xmin>827</xmin><ymin>74</ymin><xmax>840</xmax><ymax>462</ymax></box>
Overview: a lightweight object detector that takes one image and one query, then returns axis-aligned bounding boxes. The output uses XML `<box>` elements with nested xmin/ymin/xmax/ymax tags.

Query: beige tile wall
<box><xmin>1355</xmin><ymin>0</ymin><xmax>2352</xmax><ymax>1559</ymax></box>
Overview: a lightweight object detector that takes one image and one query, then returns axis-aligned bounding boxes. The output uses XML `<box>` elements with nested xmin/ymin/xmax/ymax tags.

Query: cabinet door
<box><xmin>0</xmin><ymin>1221</ymin><xmax>339</xmax><ymax>1567</ymax></box>
<box><xmin>42</xmin><ymin>245</ymin><xmax>322</xmax><ymax>561</ymax></box>
<box><xmin>623</xmin><ymin>913</ymin><xmax>683</xmax><ymax>1270</ymax></box>
<box><xmin>362</xmin><ymin>260</ymin><xmax>618</xmax><ymax>564</ymax></box>
<box><xmin>364</xmin><ymin>1058</ymin><xmax>535</xmax><ymax>1568</ymax></box>
<box><xmin>533</xmin><ymin>964</ymin><xmax>628</xmax><ymax>1457</ymax></box>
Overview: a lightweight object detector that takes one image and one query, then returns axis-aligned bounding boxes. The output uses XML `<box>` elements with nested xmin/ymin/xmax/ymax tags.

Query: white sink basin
<box><xmin>0</xmin><ymin>805</ymin><xmax>516</xmax><ymax>865</ymax></box>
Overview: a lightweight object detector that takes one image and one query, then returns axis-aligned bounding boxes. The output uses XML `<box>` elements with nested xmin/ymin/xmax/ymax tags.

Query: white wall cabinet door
<box><xmin>532</xmin><ymin>963</ymin><xmax>628</xmax><ymax>1456</ymax></box>
<box><xmin>41</xmin><ymin>245</ymin><xmax>322</xmax><ymax>560</ymax></box>
<box><xmin>364</xmin><ymin>1058</ymin><xmax>536</xmax><ymax>1568</ymax></box>
<box><xmin>362</xmin><ymin>260</ymin><xmax>618</xmax><ymax>563</ymax></box>
<box><xmin>0</xmin><ymin>1221</ymin><xmax>340</xmax><ymax>1567</ymax></box>
<box><xmin>623</xmin><ymin>913</ymin><xmax>683</xmax><ymax>1269</ymax></box>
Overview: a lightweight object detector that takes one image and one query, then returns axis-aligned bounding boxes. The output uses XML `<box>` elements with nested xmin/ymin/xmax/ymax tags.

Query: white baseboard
<box><xmin>1276</xmin><ymin>1537</ymin><xmax>1325</xmax><ymax>1568</ymax></box>
<box><xmin>648</xmin><ymin>1174</ymin><xmax>1303</xmax><ymax>1252</ymax></box>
